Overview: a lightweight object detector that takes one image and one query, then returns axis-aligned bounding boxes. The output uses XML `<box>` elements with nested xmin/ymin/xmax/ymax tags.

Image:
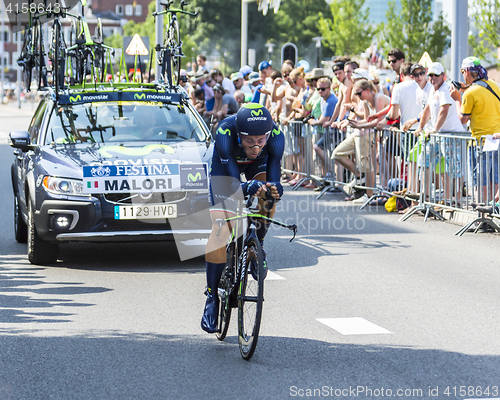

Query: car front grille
<box><xmin>104</xmin><ymin>192</ymin><xmax>187</xmax><ymax>204</ymax></box>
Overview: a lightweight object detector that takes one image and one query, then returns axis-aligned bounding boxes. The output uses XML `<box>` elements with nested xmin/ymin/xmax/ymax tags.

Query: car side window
<box><xmin>28</xmin><ymin>101</ymin><xmax>48</xmax><ymax>145</ymax></box>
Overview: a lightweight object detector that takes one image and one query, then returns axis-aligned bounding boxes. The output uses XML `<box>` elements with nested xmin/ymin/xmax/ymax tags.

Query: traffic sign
<box><xmin>125</xmin><ymin>34</ymin><xmax>149</xmax><ymax>56</ymax></box>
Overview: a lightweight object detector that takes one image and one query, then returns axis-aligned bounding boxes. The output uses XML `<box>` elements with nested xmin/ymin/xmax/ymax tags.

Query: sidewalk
<box><xmin>0</xmin><ymin>100</ymin><xmax>40</xmax><ymax>117</ymax></box>
<box><xmin>0</xmin><ymin>101</ymin><xmax>39</xmax><ymax>143</ymax></box>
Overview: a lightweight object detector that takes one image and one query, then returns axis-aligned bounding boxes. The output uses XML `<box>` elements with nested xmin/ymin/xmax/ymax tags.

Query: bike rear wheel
<box><xmin>51</xmin><ymin>21</ymin><xmax>66</xmax><ymax>93</ymax></box>
<box><xmin>216</xmin><ymin>241</ymin><xmax>237</xmax><ymax>341</ymax></box>
<box><xmin>33</xmin><ymin>20</ymin><xmax>46</xmax><ymax>90</ymax></box>
<box><xmin>20</xmin><ymin>28</ymin><xmax>33</xmax><ymax>91</ymax></box>
<box><xmin>238</xmin><ymin>237</ymin><xmax>264</xmax><ymax>360</ymax></box>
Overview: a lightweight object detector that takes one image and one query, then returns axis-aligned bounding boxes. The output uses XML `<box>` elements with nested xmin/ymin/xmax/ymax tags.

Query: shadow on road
<box><xmin>0</xmin><ymin>255</ymin><xmax>111</xmax><ymax>324</ymax></box>
<box><xmin>0</xmin><ymin>331</ymin><xmax>498</xmax><ymax>399</ymax></box>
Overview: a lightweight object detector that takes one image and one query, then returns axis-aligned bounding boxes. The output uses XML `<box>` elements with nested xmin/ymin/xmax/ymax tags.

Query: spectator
<box><xmin>401</xmin><ymin>63</ymin><xmax>434</xmax><ymax>198</ymax></box>
<box><xmin>231</xmin><ymin>72</ymin><xmax>252</xmax><ymax>96</ymax></box>
<box><xmin>239</xmin><ymin>65</ymin><xmax>253</xmax><ymax>81</ymax></box>
<box><xmin>247</xmin><ymin>72</ymin><xmax>262</xmax><ymax>92</ymax></box>
<box><xmin>415</xmin><ymin>62</ymin><xmax>465</xmax><ymax>202</ymax></box>
<box><xmin>333</xmin><ymin>79</ymin><xmax>390</xmax><ymax>203</ymax></box>
<box><xmin>387</xmin><ymin>48</ymin><xmax>405</xmax><ymax>86</ymax></box>
<box><xmin>206</xmin><ymin>83</ymin><xmax>239</xmax><ymax>132</ymax></box>
<box><xmin>343</xmin><ymin>61</ymin><xmax>359</xmax><ymax>83</ymax></box>
<box><xmin>309</xmin><ymin>77</ymin><xmax>338</xmax><ymax>127</ymax></box>
<box><xmin>451</xmin><ymin>56</ymin><xmax>500</xmax><ymax>202</ymax></box>
<box><xmin>233</xmin><ymin>90</ymin><xmax>245</xmax><ymax>108</ymax></box>
<box><xmin>259</xmin><ymin>60</ymin><xmax>274</xmax><ymax>83</ymax></box>
<box><xmin>325</xmin><ymin>61</ymin><xmax>353</xmax><ymax>129</ymax></box>
<box><xmin>378</xmin><ymin>62</ymin><xmax>420</xmax><ymax>131</ymax></box>
<box><xmin>196</xmin><ymin>54</ymin><xmax>209</xmax><ymax>73</ymax></box>
<box><xmin>211</xmin><ymin>69</ymin><xmax>236</xmax><ymax>97</ymax></box>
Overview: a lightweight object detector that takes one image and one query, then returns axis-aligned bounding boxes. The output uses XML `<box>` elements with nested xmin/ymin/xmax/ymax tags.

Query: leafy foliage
<box><xmin>469</xmin><ymin>0</ymin><xmax>500</xmax><ymax>65</ymax></box>
<box><xmin>318</xmin><ymin>0</ymin><xmax>373</xmax><ymax>56</ymax></box>
<box><xmin>378</xmin><ymin>0</ymin><xmax>450</xmax><ymax>62</ymax></box>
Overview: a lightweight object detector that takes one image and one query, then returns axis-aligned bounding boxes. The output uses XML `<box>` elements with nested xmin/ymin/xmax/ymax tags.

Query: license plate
<box><xmin>114</xmin><ymin>204</ymin><xmax>177</xmax><ymax>220</ymax></box>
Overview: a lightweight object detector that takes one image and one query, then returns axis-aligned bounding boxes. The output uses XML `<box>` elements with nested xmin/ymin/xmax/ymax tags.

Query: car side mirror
<box><xmin>8</xmin><ymin>131</ymin><xmax>35</xmax><ymax>152</ymax></box>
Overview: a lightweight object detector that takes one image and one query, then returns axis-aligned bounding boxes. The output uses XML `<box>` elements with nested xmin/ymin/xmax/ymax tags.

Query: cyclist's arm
<box><xmin>265</xmin><ymin>125</ymin><xmax>285</xmax><ymax>198</ymax></box>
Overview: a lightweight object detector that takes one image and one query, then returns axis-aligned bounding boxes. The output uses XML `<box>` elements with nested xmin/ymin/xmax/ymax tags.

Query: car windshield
<box><xmin>45</xmin><ymin>101</ymin><xmax>206</xmax><ymax>145</ymax></box>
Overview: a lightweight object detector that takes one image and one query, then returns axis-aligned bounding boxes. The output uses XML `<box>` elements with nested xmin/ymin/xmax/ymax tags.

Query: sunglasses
<box><xmin>240</xmin><ymin>134</ymin><xmax>270</xmax><ymax>148</ymax></box>
<box><xmin>307</xmin><ymin>78</ymin><xmax>318</xmax><ymax>82</ymax></box>
<box><xmin>412</xmin><ymin>71</ymin><xmax>426</xmax><ymax>77</ymax></box>
<box><xmin>388</xmin><ymin>59</ymin><xmax>399</xmax><ymax>64</ymax></box>
<box><xmin>428</xmin><ymin>74</ymin><xmax>441</xmax><ymax>77</ymax></box>
<box><xmin>354</xmin><ymin>90</ymin><xmax>363</xmax><ymax>96</ymax></box>
<box><xmin>318</xmin><ymin>87</ymin><xmax>329</xmax><ymax>91</ymax></box>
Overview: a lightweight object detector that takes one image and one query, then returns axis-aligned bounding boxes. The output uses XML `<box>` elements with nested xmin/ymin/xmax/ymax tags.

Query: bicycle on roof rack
<box><xmin>215</xmin><ymin>195</ymin><xmax>297</xmax><ymax>360</ymax></box>
<box><xmin>16</xmin><ymin>0</ymin><xmax>51</xmax><ymax>91</ymax></box>
<box><xmin>66</xmin><ymin>0</ymin><xmax>115</xmax><ymax>86</ymax></box>
<box><xmin>152</xmin><ymin>0</ymin><xmax>198</xmax><ymax>87</ymax></box>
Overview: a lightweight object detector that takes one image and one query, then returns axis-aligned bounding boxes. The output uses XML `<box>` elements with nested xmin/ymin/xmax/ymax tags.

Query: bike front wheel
<box><xmin>238</xmin><ymin>237</ymin><xmax>264</xmax><ymax>360</ymax></box>
<box><xmin>165</xmin><ymin>19</ymin><xmax>180</xmax><ymax>86</ymax></box>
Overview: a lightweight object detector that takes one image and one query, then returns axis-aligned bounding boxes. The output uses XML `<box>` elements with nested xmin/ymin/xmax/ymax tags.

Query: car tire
<box><xmin>14</xmin><ymin>195</ymin><xmax>28</xmax><ymax>243</ymax></box>
<box><xmin>27</xmin><ymin>200</ymin><xmax>58</xmax><ymax>265</ymax></box>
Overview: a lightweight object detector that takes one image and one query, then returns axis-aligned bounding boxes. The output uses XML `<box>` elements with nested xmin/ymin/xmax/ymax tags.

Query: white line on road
<box><xmin>317</xmin><ymin>317</ymin><xmax>392</xmax><ymax>335</ymax></box>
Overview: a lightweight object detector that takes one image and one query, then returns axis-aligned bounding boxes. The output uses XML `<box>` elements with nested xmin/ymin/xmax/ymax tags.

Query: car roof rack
<box><xmin>47</xmin><ymin>81</ymin><xmax>190</xmax><ymax>106</ymax></box>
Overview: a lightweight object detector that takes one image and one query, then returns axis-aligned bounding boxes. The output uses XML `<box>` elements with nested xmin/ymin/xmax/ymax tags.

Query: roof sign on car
<box><xmin>58</xmin><ymin>91</ymin><xmax>181</xmax><ymax>105</ymax></box>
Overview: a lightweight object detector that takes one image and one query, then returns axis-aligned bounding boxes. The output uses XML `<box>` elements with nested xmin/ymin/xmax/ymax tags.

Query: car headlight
<box><xmin>43</xmin><ymin>176</ymin><xmax>88</xmax><ymax>196</ymax></box>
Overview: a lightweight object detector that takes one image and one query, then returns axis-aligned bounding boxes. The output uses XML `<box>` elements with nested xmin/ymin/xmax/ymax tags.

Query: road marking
<box><xmin>317</xmin><ymin>317</ymin><xmax>392</xmax><ymax>335</ymax></box>
<box><xmin>266</xmin><ymin>271</ymin><xmax>285</xmax><ymax>280</ymax></box>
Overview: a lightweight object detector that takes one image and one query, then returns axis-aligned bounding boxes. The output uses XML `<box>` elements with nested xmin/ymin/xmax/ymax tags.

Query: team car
<box><xmin>9</xmin><ymin>83</ymin><xmax>213</xmax><ymax>265</ymax></box>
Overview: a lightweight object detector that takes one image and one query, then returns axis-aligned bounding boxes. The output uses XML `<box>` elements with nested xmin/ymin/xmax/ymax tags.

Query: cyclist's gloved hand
<box><xmin>242</xmin><ymin>180</ymin><xmax>264</xmax><ymax>197</ymax></box>
<box><xmin>268</xmin><ymin>182</ymin><xmax>283</xmax><ymax>197</ymax></box>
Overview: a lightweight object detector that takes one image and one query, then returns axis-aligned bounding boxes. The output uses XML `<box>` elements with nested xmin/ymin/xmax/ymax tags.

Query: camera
<box><xmin>451</xmin><ymin>80</ymin><xmax>463</xmax><ymax>90</ymax></box>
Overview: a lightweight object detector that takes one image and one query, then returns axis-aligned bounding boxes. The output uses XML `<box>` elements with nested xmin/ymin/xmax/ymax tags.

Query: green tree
<box><xmin>469</xmin><ymin>0</ymin><xmax>500</xmax><ymax>65</ymax></box>
<box><xmin>378</xmin><ymin>0</ymin><xmax>450</xmax><ymax>62</ymax></box>
<box><xmin>317</xmin><ymin>0</ymin><xmax>373</xmax><ymax>57</ymax></box>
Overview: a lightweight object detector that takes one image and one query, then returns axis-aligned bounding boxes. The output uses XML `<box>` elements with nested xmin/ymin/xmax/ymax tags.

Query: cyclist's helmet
<box><xmin>235</xmin><ymin>104</ymin><xmax>273</xmax><ymax>136</ymax></box>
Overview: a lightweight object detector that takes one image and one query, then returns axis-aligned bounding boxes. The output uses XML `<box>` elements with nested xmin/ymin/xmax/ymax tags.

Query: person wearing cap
<box><xmin>414</xmin><ymin>62</ymin><xmax>465</xmax><ymax>200</ymax></box>
<box><xmin>450</xmin><ymin>56</ymin><xmax>500</xmax><ymax>200</ymax></box>
<box><xmin>259</xmin><ymin>60</ymin><xmax>274</xmax><ymax>80</ymax></box>
<box><xmin>401</xmin><ymin>63</ymin><xmax>433</xmax><ymax>197</ymax></box>
<box><xmin>211</xmin><ymin>69</ymin><xmax>236</xmax><ymax>97</ymax></box>
<box><xmin>231</xmin><ymin>71</ymin><xmax>252</xmax><ymax>96</ymax></box>
<box><xmin>239</xmin><ymin>65</ymin><xmax>253</xmax><ymax>80</ymax></box>
<box><xmin>200</xmin><ymin>104</ymin><xmax>285</xmax><ymax>333</ymax></box>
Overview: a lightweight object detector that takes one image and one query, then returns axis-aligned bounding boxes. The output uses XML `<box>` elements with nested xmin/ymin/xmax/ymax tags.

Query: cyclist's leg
<box><xmin>201</xmin><ymin>167</ymin><xmax>242</xmax><ymax>333</ymax></box>
<box><xmin>245</xmin><ymin>159</ymin><xmax>276</xmax><ymax>279</ymax></box>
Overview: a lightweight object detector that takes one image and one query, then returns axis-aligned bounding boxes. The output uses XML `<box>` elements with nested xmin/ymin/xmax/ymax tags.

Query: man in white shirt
<box><xmin>414</xmin><ymin>62</ymin><xmax>465</xmax><ymax>201</ymax></box>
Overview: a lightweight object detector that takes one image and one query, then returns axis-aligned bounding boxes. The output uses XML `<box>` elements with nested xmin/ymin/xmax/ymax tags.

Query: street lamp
<box><xmin>265</xmin><ymin>42</ymin><xmax>275</xmax><ymax>65</ymax></box>
<box><xmin>312</xmin><ymin>37</ymin><xmax>322</xmax><ymax>68</ymax></box>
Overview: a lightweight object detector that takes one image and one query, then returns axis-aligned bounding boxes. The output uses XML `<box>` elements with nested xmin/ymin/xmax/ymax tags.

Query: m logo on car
<box><xmin>70</xmin><ymin>95</ymin><xmax>82</xmax><ymax>103</ymax></box>
<box><xmin>134</xmin><ymin>93</ymin><xmax>146</xmax><ymax>100</ymax></box>
<box><xmin>188</xmin><ymin>172</ymin><xmax>202</xmax><ymax>182</ymax></box>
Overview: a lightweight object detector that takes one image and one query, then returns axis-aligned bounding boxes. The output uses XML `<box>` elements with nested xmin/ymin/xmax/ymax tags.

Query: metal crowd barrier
<box><xmin>278</xmin><ymin>122</ymin><xmax>500</xmax><ymax>235</ymax></box>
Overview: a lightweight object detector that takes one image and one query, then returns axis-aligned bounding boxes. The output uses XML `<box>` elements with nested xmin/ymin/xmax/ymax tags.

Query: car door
<box><xmin>16</xmin><ymin>100</ymin><xmax>49</xmax><ymax>215</ymax></box>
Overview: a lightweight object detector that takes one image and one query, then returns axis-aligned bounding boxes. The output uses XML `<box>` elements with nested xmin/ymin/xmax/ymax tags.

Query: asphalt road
<box><xmin>1</xmin><ymin>103</ymin><xmax>500</xmax><ymax>400</ymax></box>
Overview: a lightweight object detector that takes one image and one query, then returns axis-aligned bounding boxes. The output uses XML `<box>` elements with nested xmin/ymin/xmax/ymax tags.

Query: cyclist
<box><xmin>201</xmin><ymin>103</ymin><xmax>285</xmax><ymax>333</ymax></box>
